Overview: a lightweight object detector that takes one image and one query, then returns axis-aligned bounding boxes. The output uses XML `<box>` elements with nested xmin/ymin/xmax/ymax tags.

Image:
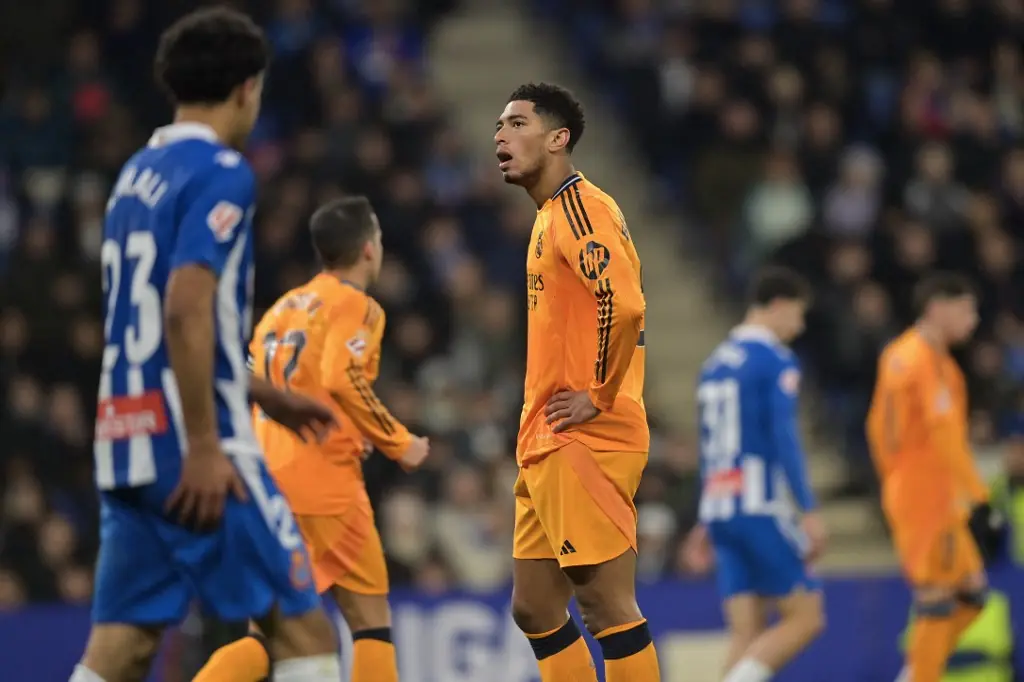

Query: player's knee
<box><xmin>265</xmin><ymin>607</ymin><xmax>338</xmax><ymax>660</ymax></box>
<box><xmin>332</xmin><ymin>588</ymin><xmax>391</xmax><ymax>633</ymax></box>
<box><xmin>798</xmin><ymin>600</ymin><xmax>826</xmax><ymax>640</ymax></box>
<box><xmin>511</xmin><ymin>586</ymin><xmax>566</xmax><ymax>635</ymax></box>
<box><xmin>778</xmin><ymin>590</ymin><xmax>826</xmax><ymax>642</ymax></box>
<box><xmin>573</xmin><ymin>584</ymin><xmax>643</xmax><ymax>636</ymax></box>
<box><xmin>80</xmin><ymin>624</ymin><xmax>161</xmax><ymax>682</ymax></box>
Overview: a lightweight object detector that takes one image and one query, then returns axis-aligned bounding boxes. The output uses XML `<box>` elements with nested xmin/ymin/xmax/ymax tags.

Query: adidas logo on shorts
<box><xmin>559</xmin><ymin>540</ymin><xmax>577</xmax><ymax>556</ymax></box>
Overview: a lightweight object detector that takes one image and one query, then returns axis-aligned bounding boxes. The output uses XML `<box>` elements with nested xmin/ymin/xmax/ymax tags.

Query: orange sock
<box><xmin>351</xmin><ymin>629</ymin><xmax>398</xmax><ymax>682</ymax></box>
<box><xmin>596</xmin><ymin>619</ymin><xmax>661</xmax><ymax>682</ymax></box>
<box><xmin>948</xmin><ymin>603</ymin><xmax>982</xmax><ymax>651</ymax></box>
<box><xmin>193</xmin><ymin>635</ymin><xmax>270</xmax><ymax>682</ymax></box>
<box><xmin>907</xmin><ymin>612</ymin><xmax>958</xmax><ymax>682</ymax></box>
<box><xmin>525</xmin><ymin>617</ymin><xmax>598</xmax><ymax>682</ymax></box>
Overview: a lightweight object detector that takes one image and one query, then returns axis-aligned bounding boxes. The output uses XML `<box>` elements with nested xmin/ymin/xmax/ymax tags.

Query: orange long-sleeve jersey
<box><xmin>866</xmin><ymin>328</ymin><xmax>988</xmax><ymax>534</ymax></box>
<box><xmin>518</xmin><ymin>172</ymin><xmax>648</xmax><ymax>465</ymax></box>
<box><xmin>249</xmin><ymin>273</ymin><xmax>411</xmax><ymax>514</ymax></box>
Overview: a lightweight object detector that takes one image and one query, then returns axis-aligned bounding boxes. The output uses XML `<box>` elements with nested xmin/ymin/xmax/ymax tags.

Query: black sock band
<box><xmin>957</xmin><ymin>589</ymin><xmax>988</xmax><ymax>610</ymax></box>
<box><xmin>529</xmin><ymin>618</ymin><xmax>583</xmax><ymax>661</ymax></box>
<box><xmin>352</xmin><ymin>627</ymin><xmax>393</xmax><ymax>643</ymax></box>
<box><xmin>598</xmin><ymin>621</ymin><xmax>652</xmax><ymax>660</ymax></box>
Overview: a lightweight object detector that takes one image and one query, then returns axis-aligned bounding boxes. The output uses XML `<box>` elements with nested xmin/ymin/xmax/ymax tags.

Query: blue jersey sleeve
<box><xmin>769</xmin><ymin>357</ymin><xmax>817</xmax><ymax>511</ymax></box>
<box><xmin>170</xmin><ymin>154</ymin><xmax>254</xmax><ymax>276</ymax></box>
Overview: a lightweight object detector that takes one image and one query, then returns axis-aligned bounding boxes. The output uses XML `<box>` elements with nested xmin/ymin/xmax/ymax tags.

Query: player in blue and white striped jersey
<box><xmin>686</xmin><ymin>267</ymin><xmax>826</xmax><ymax>682</ymax></box>
<box><xmin>72</xmin><ymin>9</ymin><xmax>341</xmax><ymax>682</ymax></box>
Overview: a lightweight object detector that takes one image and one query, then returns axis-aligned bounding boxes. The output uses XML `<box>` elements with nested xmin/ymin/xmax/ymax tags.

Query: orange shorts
<box><xmin>293</xmin><ymin>499</ymin><xmax>389</xmax><ymax>596</ymax></box>
<box><xmin>513</xmin><ymin>440</ymin><xmax>647</xmax><ymax>568</ymax></box>
<box><xmin>892</xmin><ymin>521</ymin><xmax>984</xmax><ymax>588</ymax></box>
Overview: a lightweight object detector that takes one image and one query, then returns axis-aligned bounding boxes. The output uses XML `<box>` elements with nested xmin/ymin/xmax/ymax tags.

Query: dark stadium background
<box><xmin>0</xmin><ymin>0</ymin><xmax>1022</xmax><ymax>680</ymax></box>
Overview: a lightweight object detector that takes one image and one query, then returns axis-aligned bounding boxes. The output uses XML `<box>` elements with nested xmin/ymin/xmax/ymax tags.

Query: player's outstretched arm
<box><xmin>320</xmin><ymin>304</ymin><xmax>422</xmax><ymax>467</ymax></box>
<box><xmin>554</xmin><ymin>192</ymin><xmax>644</xmax><ymax>412</ymax></box>
<box><xmin>248</xmin><ymin>375</ymin><xmax>337</xmax><ymax>441</ymax></box>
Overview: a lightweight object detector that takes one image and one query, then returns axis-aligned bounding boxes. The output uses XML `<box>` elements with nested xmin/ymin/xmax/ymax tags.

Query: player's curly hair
<box><xmin>508</xmin><ymin>82</ymin><xmax>586</xmax><ymax>153</ymax></box>
<box><xmin>155</xmin><ymin>7</ymin><xmax>270</xmax><ymax>106</ymax></box>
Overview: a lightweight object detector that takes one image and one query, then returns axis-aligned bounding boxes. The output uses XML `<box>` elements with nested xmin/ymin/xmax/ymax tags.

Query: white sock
<box><xmin>69</xmin><ymin>665</ymin><xmax>107</xmax><ymax>682</ymax></box>
<box><xmin>273</xmin><ymin>654</ymin><xmax>342</xmax><ymax>681</ymax></box>
<box><xmin>723</xmin><ymin>657</ymin><xmax>773</xmax><ymax>682</ymax></box>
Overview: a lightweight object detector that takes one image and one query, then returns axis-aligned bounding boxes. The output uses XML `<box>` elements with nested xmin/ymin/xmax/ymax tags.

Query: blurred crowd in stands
<box><xmin>9</xmin><ymin>0</ymin><xmax>1024</xmax><ymax>611</ymax></box>
<box><xmin>543</xmin><ymin>0</ymin><xmax>1024</xmax><ymax>496</ymax></box>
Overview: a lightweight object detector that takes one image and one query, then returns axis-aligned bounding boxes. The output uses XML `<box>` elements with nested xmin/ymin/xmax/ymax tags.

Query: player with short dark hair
<box><xmin>495</xmin><ymin>83</ymin><xmax>659</xmax><ymax>682</ymax></box>
<box><xmin>867</xmin><ymin>272</ymin><xmax>989</xmax><ymax>682</ymax></box>
<box><xmin>308</xmin><ymin>196</ymin><xmax>380</xmax><ymax>268</ymax></box>
<box><xmin>204</xmin><ymin>196</ymin><xmax>430</xmax><ymax>682</ymax></box>
<box><xmin>72</xmin><ymin>8</ymin><xmax>340</xmax><ymax>682</ymax></box>
<box><xmin>747</xmin><ymin>266</ymin><xmax>813</xmax><ymax>308</ymax></box>
<box><xmin>686</xmin><ymin>266</ymin><xmax>826</xmax><ymax>682</ymax></box>
<box><xmin>911</xmin><ymin>271</ymin><xmax>976</xmax><ymax>318</ymax></box>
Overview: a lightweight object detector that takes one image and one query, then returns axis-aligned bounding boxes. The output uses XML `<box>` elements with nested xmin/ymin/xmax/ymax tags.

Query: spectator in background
<box><xmin>0</xmin><ymin>0</ymin><xmax>615</xmax><ymax>607</ymax></box>
<box><xmin>544</xmin><ymin>0</ymin><xmax>1024</xmax><ymax>508</ymax></box>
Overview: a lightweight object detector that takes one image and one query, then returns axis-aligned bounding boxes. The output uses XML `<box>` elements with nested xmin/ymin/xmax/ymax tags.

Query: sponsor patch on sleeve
<box><xmin>207</xmin><ymin>201</ymin><xmax>243</xmax><ymax>242</ymax></box>
<box><xmin>779</xmin><ymin>367</ymin><xmax>801</xmax><ymax>396</ymax></box>
<box><xmin>346</xmin><ymin>333</ymin><xmax>368</xmax><ymax>358</ymax></box>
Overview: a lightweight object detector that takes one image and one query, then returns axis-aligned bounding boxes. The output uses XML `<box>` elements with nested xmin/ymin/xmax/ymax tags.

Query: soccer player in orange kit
<box><xmin>866</xmin><ymin>273</ymin><xmax>990</xmax><ymax>682</ymax></box>
<box><xmin>495</xmin><ymin>82</ymin><xmax>659</xmax><ymax>682</ymax></box>
<box><xmin>194</xmin><ymin>196</ymin><xmax>429</xmax><ymax>682</ymax></box>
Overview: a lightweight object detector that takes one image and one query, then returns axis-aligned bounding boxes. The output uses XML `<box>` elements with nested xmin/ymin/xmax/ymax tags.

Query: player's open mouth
<box><xmin>496</xmin><ymin>150</ymin><xmax>513</xmax><ymax>170</ymax></box>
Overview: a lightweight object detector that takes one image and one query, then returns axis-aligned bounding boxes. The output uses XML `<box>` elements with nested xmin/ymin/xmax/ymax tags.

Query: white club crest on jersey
<box><xmin>779</xmin><ymin>367</ymin><xmax>801</xmax><ymax>396</ymax></box>
<box><xmin>214</xmin><ymin>149</ymin><xmax>242</xmax><ymax>167</ymax></box>
<box><xmin>346</xmin><ymin>333</ymin><xmax>368</xmax><ymax>358</ymax></box>
<box><xmin>207</xmin><ymin>201</ymin><xmax>243</xmax><ymax>242</ymax></box>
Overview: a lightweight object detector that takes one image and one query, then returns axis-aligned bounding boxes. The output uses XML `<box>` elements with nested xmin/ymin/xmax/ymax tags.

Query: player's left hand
<box><xmin>968</xmin><ymin>502</ymin><xmax>1007</xmax><ymax>561</ymax></box>
<box><xmin>261</xmin><ymin>391</ymin><xmax>338</xmax><ymax>442</ymax></box>
<box><xmin>801</xmin><ymin>511</ymin><xmax>828</xmax><ymax>564</ymax></box>
<box><xmin>544</xmin><ymin>390</ymin><xmax>600</xmax><ymax>433</ymax></box>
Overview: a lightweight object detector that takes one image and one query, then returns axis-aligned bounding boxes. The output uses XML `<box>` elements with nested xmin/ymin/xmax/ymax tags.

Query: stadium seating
<box><xmin>538</xmin><ymin>0</ymin><xmax>1024</xmax><ymax>496</ymax></box>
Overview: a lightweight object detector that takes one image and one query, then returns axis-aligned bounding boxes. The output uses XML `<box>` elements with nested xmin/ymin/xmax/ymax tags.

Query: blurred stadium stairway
<box><xmin>428</xmin><ymin>0</ymin><xmax>896</xmax><ymax>570</ymax></box>
<box><xmin>429</xmin><ymin>0</ymin><xmax>721</xmax><ymax>434</ymax></box>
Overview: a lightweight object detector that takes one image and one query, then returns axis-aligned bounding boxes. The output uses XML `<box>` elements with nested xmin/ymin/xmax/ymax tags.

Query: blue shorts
<box><xmin>92</xmin><ymin>456</ymin><xmax>320</xmax><ymax>625</ymax></box>
<box><xmin>709</xmin><ymin>516</ymin><xmax>821</xmax><ymax>599</ymax></box>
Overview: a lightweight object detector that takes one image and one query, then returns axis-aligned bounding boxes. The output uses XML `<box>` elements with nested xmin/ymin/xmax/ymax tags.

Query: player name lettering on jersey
<box><xmin>107</xmin><ymin>166</ymin><xmax>169</xmax><ymax>211</ymax></box>
<box><xmin>95</xmin><ymin>392</ymin><xmax>169</xmax><ymax>441</ymax></box>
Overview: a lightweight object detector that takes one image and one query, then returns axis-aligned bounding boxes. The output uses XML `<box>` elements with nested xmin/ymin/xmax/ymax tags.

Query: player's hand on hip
<box><xmin>544</xmin><ymin>390</ymin><xmax>600</xmax><ymax>433</ymax></box>
<box><xmin>166</xmin><ymin>436</ymin><xmax>248</xmax><ymax>530</ymax></box>
<box><xmin>399</xmin><ymin>435</ymin><xmax>430</xmax><ymax>471</ymax></box>
<box><xmin>263</xmin><ymin>391</ymin><xmax>338</xmax><ymax>442</ymax></box>
<box><xmin>801</xmin><ymin>511</ymin><xmax>828</xmax><ymax>563</ymax></box>
<box><xmin>361</xmin><ymin>437</ymin><xmax>374</xmax><ymax>460</ymax></box>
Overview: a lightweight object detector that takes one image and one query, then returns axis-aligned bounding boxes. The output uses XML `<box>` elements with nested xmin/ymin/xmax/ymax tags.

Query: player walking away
<box><xmin>72</xmin><ymin>9</ymin><xmax>342</xmax><ymax>682</ymax></box>
<box><xmin>197</xmin><ymin>197</ymin><xmax>431</xmax><ymax>682</ymax></box>
<box><xmin>685</xmin><ymin>267</ymin><xmax>826</xmax><ymax>682</ymax></box>
<box><xmin>866</xmin><ymin>273</ymin><xmax>990</xmax><ymax>682</ymax></box>
<box><xmin>495</xmin><ymin>83</ymin><xmax>659</xmax><ymax>682</ymax></box>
